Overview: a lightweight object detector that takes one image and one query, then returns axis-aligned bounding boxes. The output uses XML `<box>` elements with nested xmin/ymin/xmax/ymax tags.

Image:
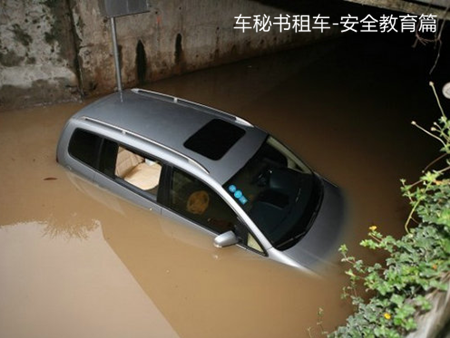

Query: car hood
<box><xmin>283</xmin><ymin>178</ymin><xmax>348</xmax><ymax>271</ymax></box>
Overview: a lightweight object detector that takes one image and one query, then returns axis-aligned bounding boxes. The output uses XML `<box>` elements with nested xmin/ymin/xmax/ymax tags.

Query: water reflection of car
<box><xmin>56</xmin><ymin>88</ymin><xmax>346</xmax><ymax>272</ymax></box>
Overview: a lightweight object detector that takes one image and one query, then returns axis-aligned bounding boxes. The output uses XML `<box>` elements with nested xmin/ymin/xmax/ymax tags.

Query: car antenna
<box><xmin>99</xmin><ymin>0</ymin><xmax>151</xmax><ymax>94</ymax></box>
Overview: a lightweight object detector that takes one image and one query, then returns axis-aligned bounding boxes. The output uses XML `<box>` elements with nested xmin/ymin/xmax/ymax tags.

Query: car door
<box><xmin>160</xmin><ymin>166</ymin><xmax>266</xmax><ymax>255</ymax></box>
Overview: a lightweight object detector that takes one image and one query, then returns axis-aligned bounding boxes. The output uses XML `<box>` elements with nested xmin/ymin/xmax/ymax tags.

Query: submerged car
<box><xmin>57</xmin><ymin>88</ymin><xmax>346</xmax><ymax>272</ymax></box>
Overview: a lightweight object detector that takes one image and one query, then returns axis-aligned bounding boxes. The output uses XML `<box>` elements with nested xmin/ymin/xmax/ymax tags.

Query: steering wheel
<box><xmin>252</xmin><ymin>165</ymin><xmax>272</xmax><ymax>187</ymax></box>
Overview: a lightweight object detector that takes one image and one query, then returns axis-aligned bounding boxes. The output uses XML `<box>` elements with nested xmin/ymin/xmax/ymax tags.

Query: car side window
<box><xmin>240</xmin><ymin>229</ymin><xmax>264</xmax><ymax>254</ymax></box>
<box><xmin>68</xmin><ymin>129</ymin><xmax>103</xmax><ymax>169</ymax></box>
<box><xmin>168</xmin><ymin>167</ymin><xmax>238</xmax><ymax>234</ymax></box>
<box><xmin>114</xmin><ymin>146</ymin><xmax>162</xmax><ymax>196</ymax></box>
<box><xmin>168</xmin><ymin>168</ymin><xmax>265</xmax><ymax>254</ymax></box>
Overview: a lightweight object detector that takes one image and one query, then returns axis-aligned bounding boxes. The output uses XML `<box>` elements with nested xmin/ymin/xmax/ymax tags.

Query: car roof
<box><xmin>71</xmin><ymin>89</ymin><xmax>267</xmax><ymax>184</ymax></box>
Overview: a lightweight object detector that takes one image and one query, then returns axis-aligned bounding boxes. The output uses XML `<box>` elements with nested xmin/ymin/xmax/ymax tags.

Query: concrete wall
<box><xmin>0</xmin><ymin>0</ymin><xmax>339</xmax><ymax>109</ymax></box>
<box><xmin>0</xmin><ymin>0</ymin><xmax>79</xmax><ymax>108</ymax></box>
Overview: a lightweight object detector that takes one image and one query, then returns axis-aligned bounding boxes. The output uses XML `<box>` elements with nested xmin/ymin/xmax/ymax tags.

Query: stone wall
<box><xmin>0</xmin><ymin>0</ymin><xmax>339</xmax><ymax>109</ymax></box>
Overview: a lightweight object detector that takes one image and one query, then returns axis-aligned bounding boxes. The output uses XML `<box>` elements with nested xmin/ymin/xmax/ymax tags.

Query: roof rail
<box><xmin>131</xmin><ymin>88</ymin><xmax>253</xmax><ymax>127</ymax></box>
<box><xmin>81</xmin><ymin>116</ymin><xmax>210</xmax><ymax>174</ymax></box>
<box><xmin>131</xmin><ymin>88</ymin><xmax>179</xmax><ymax>103</ymax></box>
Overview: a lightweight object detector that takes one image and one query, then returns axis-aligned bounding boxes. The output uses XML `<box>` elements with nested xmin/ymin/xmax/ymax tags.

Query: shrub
<box><xmin>329</xmin><ymin>82</ymin><xmax>450</xmax><ymax>337</ymax></box>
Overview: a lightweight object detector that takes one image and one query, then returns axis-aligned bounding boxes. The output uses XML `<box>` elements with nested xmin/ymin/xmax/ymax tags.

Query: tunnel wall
<box><xmin>0</xmin><ymin>0</ymin><xmax>79</xmax><ymax>108</ymax></box>
<box><xmin>0</xmin><ymin>0</ymin><xmax>339</xmax><ymax>109</ymax></box>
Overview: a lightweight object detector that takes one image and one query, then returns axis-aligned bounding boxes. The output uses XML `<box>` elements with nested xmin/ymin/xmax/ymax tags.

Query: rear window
<box><xmin>183</xmin><ymin>119</ymin><xmax>245</xmax><ymax>160</ymax></box>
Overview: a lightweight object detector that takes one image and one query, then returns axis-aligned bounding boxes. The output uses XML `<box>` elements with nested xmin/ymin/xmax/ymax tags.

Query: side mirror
<box><xmin>214</xmin><ymin>231</ymin><xmax>239</xmax><ymax>248</ymax></box>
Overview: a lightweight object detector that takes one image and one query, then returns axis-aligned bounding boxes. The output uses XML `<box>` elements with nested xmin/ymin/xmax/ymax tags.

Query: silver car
<box><xmin>57</xmin><ymin>88</ymin><xmax>346</xmax><ymax>272</ymax></box>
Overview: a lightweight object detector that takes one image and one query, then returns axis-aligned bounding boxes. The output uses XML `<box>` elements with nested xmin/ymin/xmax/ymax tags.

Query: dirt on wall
<box><xmin>0</xmin><ymin>0</ymin><xmax>341</xmax><ymax>110</ymax></box>
<box><xmin>0</xmin><ymin>0</ymin><xmax>79</xmax><ymax>109</ymax></box>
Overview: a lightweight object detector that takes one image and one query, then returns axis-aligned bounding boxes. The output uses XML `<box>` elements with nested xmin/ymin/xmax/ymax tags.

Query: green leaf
<box><xmin>339</xmin><ymin>244</ymin><xmax>348</xmax><ymax>255</ymax></box>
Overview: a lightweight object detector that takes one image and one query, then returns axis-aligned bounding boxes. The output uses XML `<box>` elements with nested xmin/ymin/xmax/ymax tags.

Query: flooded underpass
<box><xmin>1</xmin><ymin>33</ymin><xmax>448</xmax><ymax>338</ymax></box>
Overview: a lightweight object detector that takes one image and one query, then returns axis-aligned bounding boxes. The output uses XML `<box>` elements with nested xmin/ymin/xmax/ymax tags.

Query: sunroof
<box><xmin>184</xmin><ymin>119</ymin><xmax>245</xmax><ymax>160</ymax></box>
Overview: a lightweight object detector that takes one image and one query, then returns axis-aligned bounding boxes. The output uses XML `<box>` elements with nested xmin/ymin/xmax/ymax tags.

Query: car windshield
<box><xmin>224</xmin><ymin>136</ymin><xmax>323</xmax><ymax>250</ymax></box>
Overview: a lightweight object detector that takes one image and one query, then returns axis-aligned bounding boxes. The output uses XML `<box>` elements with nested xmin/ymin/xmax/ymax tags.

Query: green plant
<box><xmin>308</xmin><ymin>308</ymin><xmax>328</xmax><ymax>338</ymax></box>
<box><xmin>329</xmin><ymin>82</ymin><xmax>450</xmax><ymax>337</ymax></box>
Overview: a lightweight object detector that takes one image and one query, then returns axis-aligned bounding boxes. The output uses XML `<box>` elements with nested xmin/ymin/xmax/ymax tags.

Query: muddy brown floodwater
<box><xmin>1</xmin><ymin>34</ymin><xmax>447</xmax><ymax>338</ymax></box>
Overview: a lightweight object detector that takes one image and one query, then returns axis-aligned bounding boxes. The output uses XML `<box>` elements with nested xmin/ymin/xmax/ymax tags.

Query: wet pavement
<box><xmin>1</xmin><ymin>33</ymin><xmax>448</xmax><ymax>337</ymax></box>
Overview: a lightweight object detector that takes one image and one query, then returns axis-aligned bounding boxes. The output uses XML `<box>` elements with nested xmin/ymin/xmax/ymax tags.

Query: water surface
<box><xmin>1</xmin><ymin>34</ymin><xmax>445</xmax><ymax>337</ymax></box>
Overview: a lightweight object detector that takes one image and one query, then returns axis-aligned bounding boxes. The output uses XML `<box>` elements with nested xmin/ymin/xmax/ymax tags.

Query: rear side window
<box><xmin>68</xmin><ymin>129</ymin><xmax>103</xmax><ymax>168</ymax></box>
<box><xmin>114</xmin><ymin>146</ymin><xmax>162</xmax><ymax>196</ymax></box>
<box><xmin>68</xmin><ymin>128</ymin><xmax>162</xmax><ymax>198</ymax></box>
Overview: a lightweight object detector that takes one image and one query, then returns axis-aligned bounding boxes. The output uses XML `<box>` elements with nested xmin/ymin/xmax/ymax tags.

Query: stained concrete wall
<box><xmin>0</xmin><ymin>0</ymin><xmax>339</xmax><ymax>109</ymax></box>
<box><xmin>0</xmin><ymin>0</ymin><xmax>79</xmax><ymax>108</ymax></box>
<box><xmin>343</xmin><ymin>0</ymin><xmax>450</xmax><ymax>20</ymax></box>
